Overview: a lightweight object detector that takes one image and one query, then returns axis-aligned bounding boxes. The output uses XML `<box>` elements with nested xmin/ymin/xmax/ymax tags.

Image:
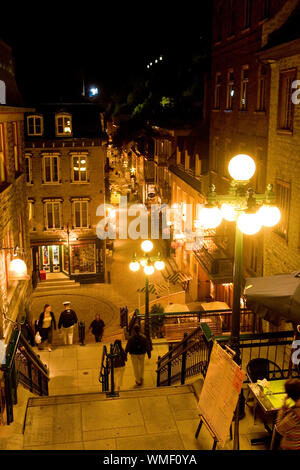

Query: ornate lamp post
<box><xmin>129</xmin><ymin>240</ymin><xmax>165</xmax><ymax>341</ymax></box>
<box><xmin>197</xmin><ymin>154</ymin><xmax>281</xmax><ymax>449</ymax></box>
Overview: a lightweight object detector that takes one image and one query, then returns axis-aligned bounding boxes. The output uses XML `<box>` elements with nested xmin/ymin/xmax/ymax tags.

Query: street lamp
<box><xmin>197</xmin><ymin>154</ymin><xmax>280</xmax><ymax>448</ymax></box>
<box><xmin>129</xmin><ymin>240</ymin><xmax>165</xmax><ymax>341</ymax></box>
<box><xmin>198</xmin><ymin>154</ymin><xmax>280</xmax><ymax>361</ymax></box>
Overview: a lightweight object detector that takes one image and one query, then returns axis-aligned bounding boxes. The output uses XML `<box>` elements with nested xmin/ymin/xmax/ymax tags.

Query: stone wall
<box><xmin>264</xmin><ymin>57</ymin><xmax>300</xmax><ymax>274</ymax></box>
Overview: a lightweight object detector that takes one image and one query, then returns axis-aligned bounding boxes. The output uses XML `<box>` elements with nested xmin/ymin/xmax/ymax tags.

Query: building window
<box><xmin>43</xmin><ymin>155</ymin><xmax>60</xmax><ymax>183</ymax></box>
<box><xmin>211</xmin><ymin>137</ymin><xmax>219</xmax><ymax>172</ymax></box>
<box><xmin>27</xmin><ymin>115</ymin><xmax>43</xmax><ymax>136</ymax></box>
<box><xmin>18</xmin><ymin>214</ymin><xmax>24</xmax><ymax>251</ymax></box>
<box><xmin>257</xmin><ymin>65</ymin><xmax>267</xmax><ymax>111</ymax></box>
<box><xmin>240</xmin><ymin>66</ymin><xmax>249</xmax><ymax>110</ymax></box>
<box><xmin>0</xmin><ymin>123</ymin><xmax>6</xmax><ymax>183</ymax></box>
<box><xmin>25</xmin><ymin>154</ymin><xmax>33</xmax><ymax>184</ymax></box>
<box><xmin>55</xmin><ymin>113</ymin><xmax>72</xmax><ymax>136</ymax></box>
<box><xmin>274</xmin><ymin>180</ymin><xmax>290</xmax><ymax>241</ymax></box>
<box><xmin>229</xmin><ymin>0</ymin><xmax>236</xmax><ymax>36</ymax></box>
<box><xmin>261</xmin><ymin>0</ymin><xmax>270</xmax><ymax>20</ymax></box>
<box><xmin>226</xmin><ymin>69</ymin><xmax>234</xmax><ymax>110</ymax></box>
<box><xmin>13</xmin><ymin>122</ymin><xmax>21</xmax><ymax>173</ymax></box>
<box><xmin>73</xmin><ymin>200</ymin><xmax>89</xmax><ymax>228</ymax></box>
<box><xmin>2</xmin><ymin>227</ymin><xmax>14</xmax><ymax>290</ymax></box>
<box><xmin>216</xmin><ymin>5</ymin><xmax>223</xmax><ymax>42</ymax></box>
<box><xmin>71</xmin><ymin>154</ymin><xmax>87</xmax><ymax>182</ymax></box>
<box><xmin>28</xmin><ymin>199</ymin><xmax>34</xmax><ymax>222</ymax></box>
<box><xmin>0</xmin><ymin>80</ymin><xmax>6</xmax><ymax>104</ymax></box>
<box><xmin>44</xmin><ymin>201</ymin><xmax>62</xmax><ymax>230</ymax></box>
<box><xmin>243</xmin><ymin>0</ymin><xmax>252</xmax><ymax>29</ymax></box>
<box><xmin>214</xmin><ymin>73</ymin><xmax>222</xmax><ymax>109</ymax></box>
<box><xmin>277</xmin><ymin>69</ymin><xmax>296</xmax><ymax>132</ymax></box>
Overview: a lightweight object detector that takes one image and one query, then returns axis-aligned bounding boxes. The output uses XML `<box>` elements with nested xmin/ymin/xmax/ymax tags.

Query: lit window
<box><xmin>243</xmin><ymin>0</ymin><xmax>252</xmax><ymax>29</ymax></box>
<box><xmin>44</xmin><ymin>201</ymin><xmax>62</xmax><ymax>230</ymax></box>
<box><xmin>72</xmin><ymin>155</ymin><xmax>87</xmax><ymax>182</ymax></box>
<box><xmin>55</xmin><ymin>113</ymin><xmax>72</xmax><ymax>136</ymax></box>
<box><xmin>72</xmin><ymin>199</ymin><xmax>89</xmax><ymax>228</ymax></box>
<box><xmin>42</xmin><ymin>154</ymin><xmax>60</xmax><ymax>183</ymax></box>
<box><xmin>27</xmin><ymin>115</ymin><xmax>43</xmax><ymax>136</ymax></box>
<box><xmin>13</xmin><ymin>122</ymin><xmax>20</xmax><ymax>173</ymax></box>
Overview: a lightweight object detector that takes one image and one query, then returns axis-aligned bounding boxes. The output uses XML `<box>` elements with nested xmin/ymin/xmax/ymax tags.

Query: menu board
<box><xmin>198</xmin><ymin>341</ymin><xmax>246</xmax><ymax>448</ymax></box>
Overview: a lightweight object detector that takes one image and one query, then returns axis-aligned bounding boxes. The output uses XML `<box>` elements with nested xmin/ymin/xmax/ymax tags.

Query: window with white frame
<box><xmin>44</xmin><ymin>200</ymin><xmax>62</xmax><ymax>230</ymax></box>
<box><xmin>71</xmin><ymin>154</ymin><xmax>87</xmax><ymax>182</ymax></box>
<box><xmin>55</xmin><ymin>113</ymin><xmax>72</xmax><ymax>136</ymax></box>
<box><xmin>240</xmin><ymin>66</ymin><xmax>249</xmax><ymax>110</ymax></box>
<box><xmin>42</xmin><ymin>154</ymin><xmax>60</xmax><ymax>183</ymax></box>
<box><xmin>27</xmin><ymin>115</ymin><xmax>43</xmax><ymax>136</ymax></box>
<box><xmin>25</xmin><ymin>154</ymin><xmax>33</xmax><ymax>184</ymax></box>
<box><xmin>72</xmin><ymin>199</ymin><xmax>89</xmax><ymax>228</ymax></box>
<box><xmin>257</xmin><ymin>65</ymin><xmax>267</xmax><ymax>111</ymax></box>
<box><xmin>28</xmin><ymin>199</ymin><xmax>34</xmax><ymax>222</ymax></box>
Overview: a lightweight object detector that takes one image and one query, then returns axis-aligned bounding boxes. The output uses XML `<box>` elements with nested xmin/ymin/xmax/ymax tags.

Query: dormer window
<box><xmin>27</xmin><ymin>115</ymin><xmax>43</xmax><ymax>136</ymax></box>
<box><xmin>55</xmin><ymin>113</ymin><xmax>72</xmax><ymax>136</ymax></box>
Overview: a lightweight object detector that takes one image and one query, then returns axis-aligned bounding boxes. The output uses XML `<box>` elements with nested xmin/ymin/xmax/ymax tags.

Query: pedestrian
<box><xmin>275</xmin><ymin>378</ymin><xmax>300</xmax><ymax>450</ymax></box>
<box><xmin>58</xmin><ymin>301</ymin><xmax>78</xmax><ymax>345</ymax></box>
<box><xmin>88</xmin><ymin>314</ymin><xmax>105</xmax><ymax>342</ymax></box>
<box><xmin>125</xmin><ymin>324</ymin><xmax>151</xmax><ymax>386</ymax></box>
<box><xmin>112</xmin><ymin>339</ymin><xmax>127</xmax><ymax>391</ymax></box>
<box><xmin>37</xmin><ymin>304</ymin><xmax>56</xmax><ymax>351</ymax></box>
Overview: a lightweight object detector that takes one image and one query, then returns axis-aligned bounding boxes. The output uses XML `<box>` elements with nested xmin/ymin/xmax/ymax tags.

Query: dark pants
<box><xmin>40</xmin><ymin>327</ymin><xmax>53</xmax><ymax>346</ymax></box>
<box><xmin>93</xmin><ymin>331</ymin><xmax>103</xmax><ymax>342</ymax></box>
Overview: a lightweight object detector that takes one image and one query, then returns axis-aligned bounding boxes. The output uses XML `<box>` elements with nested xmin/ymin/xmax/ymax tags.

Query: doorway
<box><xmin>40</xmin><ymin>245</ymin><xmax>62</xmax><ymax>272</ymax></box>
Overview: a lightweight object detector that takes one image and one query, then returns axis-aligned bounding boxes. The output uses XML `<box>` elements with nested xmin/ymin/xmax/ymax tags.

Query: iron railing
<box><xmin>99</xmin><ymin>344</ymin><xmax>120</xmax><ymax>397</ymax></box>
<box><xmin>1</xmin><ymin>327</ymin><xmax>49</xmax><ymax>425</ymax></box>
<box><xmin>156</xmin><ymin>322</ymin><xmax>300</xmax><ymax>388</ymax></box>
<box><xmin>138</xmin><ymin>308</ymin><xmax>258</xmax><ymax>340</ymax></box>
<box><xmin>156</xmin><ymin>325</ymin><xmax>209</xmax><ymax>386</ymax></box>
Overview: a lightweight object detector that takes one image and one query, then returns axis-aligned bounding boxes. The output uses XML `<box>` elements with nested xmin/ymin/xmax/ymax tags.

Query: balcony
<box><xmin>193</xmin><ymin>237</ymin><xmax>233</xmax><ymax>283</ymax></box>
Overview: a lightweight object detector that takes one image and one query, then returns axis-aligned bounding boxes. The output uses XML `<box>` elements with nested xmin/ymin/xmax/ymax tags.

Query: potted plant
<box><xmin>150</xmin><ymin>304</ymin><xmax>165</xmax><ymax>338</ymax></box>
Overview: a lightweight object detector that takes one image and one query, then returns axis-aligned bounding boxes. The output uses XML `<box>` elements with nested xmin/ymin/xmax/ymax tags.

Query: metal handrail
<box><xmin>99</xmin><ymin>344</ymin><xmax>120</xmax><ymax>397</ymax></box>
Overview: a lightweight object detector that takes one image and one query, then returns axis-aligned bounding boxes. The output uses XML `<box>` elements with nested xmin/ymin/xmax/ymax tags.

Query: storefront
<box><xmin>32</xmin><ymin>238</ymin><xmax>106</xmax><ymax>283</ymax></box>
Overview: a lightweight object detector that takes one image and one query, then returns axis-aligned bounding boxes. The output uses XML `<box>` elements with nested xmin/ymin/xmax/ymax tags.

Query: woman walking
<box><xmin>37</xmin><ymin>304</ymin><xmax>56</xmax><ymax>351</ymax></box>
<box><xmin>113</xmin><ymin>339</ymin><xmax>127</xmax><ymax>391</ymax></box>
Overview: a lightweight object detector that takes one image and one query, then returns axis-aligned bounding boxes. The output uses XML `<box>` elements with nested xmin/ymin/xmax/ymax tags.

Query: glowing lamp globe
<box><xmin>129</xmin><ymin>261</ymin><xmax>140</xmax><ymax>272</ymax></box>
<box><xmin>154</xmin><ymin>260</ymin><xmax>165</xmax><ymax>271</ymax></box>
<box><xmin>8</xmin><ymin>258</ymin><xmax>29</xmax><ymax>280</ymax></box>
<box><xmin>221</xmin><ymin>203</ymin><xmax>237</xmax><ymax>222</ymax></box>
<box><xmin>199</xmin><ymin>207</ymin><xmax>222</xmax><ymax>229</ymax></box>
<box><xmin>144</xmin><ymin>265</ymin><xmax>155</xmax><ymax>275</ymax></box>
<box><xmin>257</xmin><ymin>205</ymin><xmax>281</xmax><ymax>227</ymax></box>
<box><xmin>141</xmin><ymin>240</ymin><xmax>153</xmax><ymax>253</ymax></box>
<box><xmin>228</xmin><ymin>154</ymin><xmax>256</xmax><ymax>181</ymax></box>
<box><xmin>237</xmin><ymin>212</ymin><xmax>262</xmax><ymax>235</ymax></box>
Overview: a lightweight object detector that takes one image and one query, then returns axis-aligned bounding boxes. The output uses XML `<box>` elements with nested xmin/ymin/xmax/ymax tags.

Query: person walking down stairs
<box><xmin>125</xmin><ymin>325</ymin><xmax>151</xmax><ymax>386</ymax></box>
<box><xmin>58</xmin><ymin>301</ymin><xmax>78</xmax><ymax>345</ymax></box>
<box><xmin>37</xmin><ymin>304</ymin><xmax>56</xmax><ymax>352</ymax></box>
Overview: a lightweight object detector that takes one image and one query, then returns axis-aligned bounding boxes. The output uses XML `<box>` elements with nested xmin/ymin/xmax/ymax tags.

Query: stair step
<box><xmin>39</xmin><ymin>279</ymin><xmax>75</xmax><ymax>284</ymax></box>
<box><xmin>34</xmin><ymin>284</ymin><xmax>80</xmax><ymax>292</ymax></box>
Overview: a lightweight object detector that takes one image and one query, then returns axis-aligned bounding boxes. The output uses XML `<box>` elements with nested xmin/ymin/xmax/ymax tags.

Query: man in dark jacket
<box><xmin>58</xmin><ymin>301</ymin><xmax>78</xmax><ymax>345</ymax></box>
<box><xmin>125</xmin><ymin>324</ymin><xmax>151</xmax><ymax>386</ymax></box>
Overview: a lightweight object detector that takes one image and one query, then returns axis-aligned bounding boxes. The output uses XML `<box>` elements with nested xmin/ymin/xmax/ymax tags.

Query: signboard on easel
<box><xmin>197</xmin><ymin>341</ymin><xmax>246</xmax><ymax>448</ymax></box>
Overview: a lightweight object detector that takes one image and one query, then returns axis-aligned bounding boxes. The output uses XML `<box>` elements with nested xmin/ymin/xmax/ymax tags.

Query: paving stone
<box><xmin>83</xmin><ymin>439</ymin><xmax>117</xmax><ymax>450</ymax></box>
<box><xmin>116</xmin><ymin>432</ymin><xmax>185</xmax><ymax>450</ymax></box>
<box><xmin>138</xmin><ymin>396</ymin><xmax>177</xmax><ymax>434</ymax></box>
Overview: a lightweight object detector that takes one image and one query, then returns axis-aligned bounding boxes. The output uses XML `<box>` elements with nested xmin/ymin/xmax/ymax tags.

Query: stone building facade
<box><xmin>25</xmin><ymin>103</ymin><xmax>107</xmax><ymax>283</ymax></box>
<box><xmin>207</xmin><ymin>0</ymin><xmax>298</xmax><ymax>306</ymax></box>
<box><xmin>258</xmin><ymin>2</ymin><xmax>300</xmax><ymax>275</ymax></box>
<box><xmin>0</xmin><ymin>40</ymin><xmax>32</xmax><ymax>341</ymax></box>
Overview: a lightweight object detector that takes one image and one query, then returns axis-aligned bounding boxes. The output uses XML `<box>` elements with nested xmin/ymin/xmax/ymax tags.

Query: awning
<box><xmin>166</xmin><ymin>272</ymin><xmax>193</xmax><ymax>284</ymax></box>
<box><xmin>137</xmin><ymin>284</ymin><xmax>158</xmax><ymax>295</ymax></box>
<box><xmin>137</xmin><ymin>282</ymin><xmax>169</xmax><ymax>297</ymax></box>
<box><xmin>244</xmin><ymin>271</ymin><xmax>300</xmax><ymax>326</ymax></box>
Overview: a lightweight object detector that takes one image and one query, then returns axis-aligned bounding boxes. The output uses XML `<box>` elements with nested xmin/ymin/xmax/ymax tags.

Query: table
<box><xmin>248</xmin><ymin>379</ymin><xmax>294</xmax><ymax>449</ymax></box>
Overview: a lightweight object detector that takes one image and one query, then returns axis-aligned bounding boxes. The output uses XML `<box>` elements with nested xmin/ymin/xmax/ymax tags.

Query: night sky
<box><xmin>1</xmin><ymin>4</ymin><xmax>212</xmax><ymax>104</ymax></box>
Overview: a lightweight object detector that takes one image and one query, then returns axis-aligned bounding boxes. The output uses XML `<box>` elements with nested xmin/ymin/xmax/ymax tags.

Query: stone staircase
<box><xmin>22</xmin><ymin>384</ymin><xmax>202</xmax><ymax>450</ymax></box>
<box><xmin>34</xmin><ymin>277</ymin><xmax>80</xmax><ymax>294</ymax></box>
